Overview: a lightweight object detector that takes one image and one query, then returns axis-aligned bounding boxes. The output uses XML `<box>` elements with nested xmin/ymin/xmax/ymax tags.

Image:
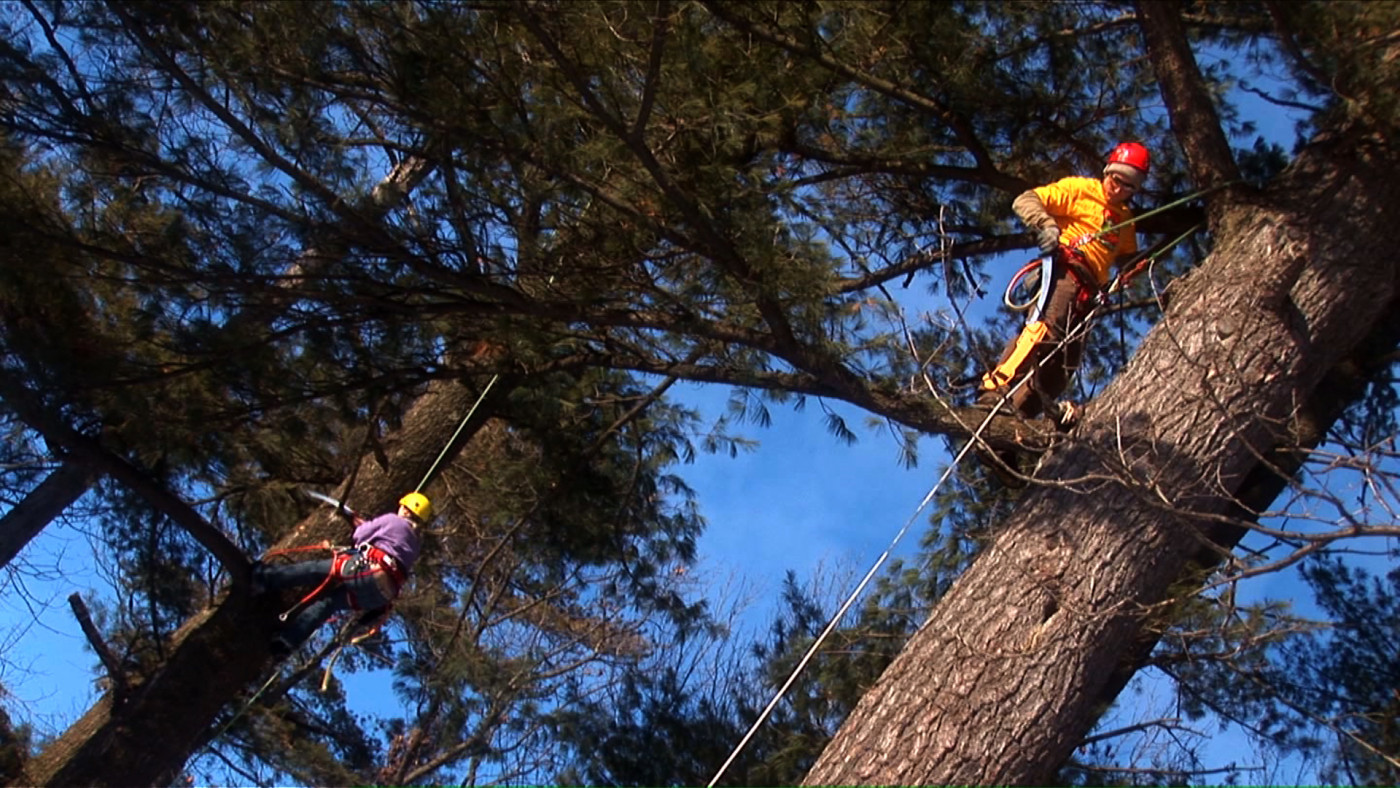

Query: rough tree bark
<box><xmin>802</xmin><ymin>16</ymin><xmax>1400</xmax><ymax>787</ymax></box>
<box><xmin>17</xmin><ymin>377</ymin><xmax>501</xmax><ymax>787</ymax></box>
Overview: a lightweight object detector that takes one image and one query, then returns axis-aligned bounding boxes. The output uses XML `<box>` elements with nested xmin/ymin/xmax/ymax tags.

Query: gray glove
<box><xmin>1013</xmin><ymin>190</ymin><xmax>1061</xmax><ymax>257</ymax></box>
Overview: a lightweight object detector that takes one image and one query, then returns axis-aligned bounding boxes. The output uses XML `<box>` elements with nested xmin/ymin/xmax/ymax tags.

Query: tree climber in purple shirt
<box><xmin>253</xmin><ymin>492</ymin><xmax>432</xmax><ymax>655</ymax></box>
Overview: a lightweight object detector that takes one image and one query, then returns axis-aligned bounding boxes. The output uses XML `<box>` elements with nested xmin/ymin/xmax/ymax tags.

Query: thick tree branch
<box><xmin>1135</xmin><ymin>1</ymin><xmax>1243</xmax><ymax>210</ymax></box>
<box><xmin>0</xmin><ymin>374</ymin><xmax>251</xmax><ymax>587</ymax></box>
<box><xmin>533</xmin><ymin>346</ymin><xmax>1057</xmax><ymax>452</ymax></box>
<box><xmin>0</xmin><ymin>461</ymin><xmax>94</xmax><ymax>570</ymax></box>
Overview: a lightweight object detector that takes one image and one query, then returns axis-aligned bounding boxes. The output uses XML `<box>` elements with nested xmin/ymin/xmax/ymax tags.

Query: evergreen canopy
<box><xmin>0</xmin><ymin>1</ymin><xmax>1396</xmax><ymax>785</ymax></box>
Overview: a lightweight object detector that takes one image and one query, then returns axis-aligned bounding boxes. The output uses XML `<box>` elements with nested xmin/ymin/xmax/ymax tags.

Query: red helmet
<box><xmin>1107</xmin><ymin>142</ymin><xmax>1150</xmax><ymax>174</ymax></box>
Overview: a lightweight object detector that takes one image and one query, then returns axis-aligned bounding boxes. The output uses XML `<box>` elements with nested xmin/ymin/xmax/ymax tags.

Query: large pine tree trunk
<box><xmin>19</xmin><ymin>378</ymin><xmax>498</xmax><ymax>787</ymax></box>
<box><xmin>803</xmin><ymin>130</ymin><xmax>1400</xmax><ymax>784</ymax></box>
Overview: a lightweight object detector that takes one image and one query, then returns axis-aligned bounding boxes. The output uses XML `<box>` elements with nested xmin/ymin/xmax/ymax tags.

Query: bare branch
<box><xmin>67</xmin><ymin>592</ymin><xmax>126</xmax><ymax>695</ymax></box>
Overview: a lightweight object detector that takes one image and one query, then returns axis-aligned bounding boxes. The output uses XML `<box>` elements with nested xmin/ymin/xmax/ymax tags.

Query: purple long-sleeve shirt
<box><xmin>353</xmin><ymin>512</ymin><xmax>421</xmax><ymax>571</ymax></box>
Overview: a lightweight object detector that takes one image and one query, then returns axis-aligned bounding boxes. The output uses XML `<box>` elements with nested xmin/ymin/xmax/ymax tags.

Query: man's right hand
<box><xmin>1037</xmin><ymin>226</ymin><xmax>1061</xmax><ymax>256</ymax></box>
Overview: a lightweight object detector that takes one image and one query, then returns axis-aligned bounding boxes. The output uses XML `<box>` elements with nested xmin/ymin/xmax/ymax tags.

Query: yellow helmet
<box><xmin>398</xmin><ymin>492</ymin><xmax>434</xmax><ymax>522</ymax></box>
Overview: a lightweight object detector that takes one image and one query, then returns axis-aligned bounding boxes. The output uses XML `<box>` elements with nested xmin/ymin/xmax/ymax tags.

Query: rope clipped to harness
<box><xmin>1000</xmin><ymin>179</ymin><xmax>1235</xmax><ymax>312</ymax></box>
<box><xmin>1003</xmin><ymin>257</ymin><xmax>1051</xmax><ymax>314</ymax></box>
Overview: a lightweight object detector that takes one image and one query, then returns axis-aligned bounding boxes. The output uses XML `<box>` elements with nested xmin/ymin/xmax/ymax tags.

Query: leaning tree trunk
<box><xmin>19</xmin><ymin>377</ymin><xmax>502</xmax><ymax>787</ymax></box>
<box><xmin>803</xmin><ymin>128</ymin><xmax>1400</xmax><ymax>784</ymax></box>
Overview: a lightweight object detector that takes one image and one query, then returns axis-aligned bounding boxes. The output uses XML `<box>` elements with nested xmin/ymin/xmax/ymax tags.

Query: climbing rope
<box><xmin>415</xmin><ymin>373</ymin><xmax>500</xmax><ymax>494</ymax></box>
<box><xmin>414</xmin><ymin>277</ymin><xmax>560</xmax><ymax>494</ymax></box>
<box><xmin>1097</xmin><ymin>179</ymin><xmax>1238</xmax><ymax>242</ymax></box>
<box><xmin>707</xmin><ymin>238</ymin><xmax>1088</xmax><ymax>785</ymax></box>
<box><xmin>203</xmin><ymin>610</ymin><xmax>387</xmax><ymax>754</ymax></box>
<box><xmin>320</xmin><ymin>610</ymin><xmax>393</xmax><ymax>692</ymax></box>
<box><xmin>1107</xmin><ymin>221</ymin><xmax>1203</xmax><ymax>295</ymax></box>
<box><xmin>706</xmin><ymin>356</ymin><xmax>1041</xmax><ymax>787</ymax></box>
<box><xmin>708</xmin><ymin>304</ymin><xmax>1114</xmax><ymax>785</ymax></box>
<box><xmin>203</xmin><ymin>668</ymin><xmax>284</xmax><ymax>751</ymax></box>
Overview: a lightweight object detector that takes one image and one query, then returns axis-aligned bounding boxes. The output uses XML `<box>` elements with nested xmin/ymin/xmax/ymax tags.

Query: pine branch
<box><xmin>1136</xmin><ymin>1</ymin><xmax>1245</xmax><ymax>197</ymax></box>
<box><xmin>0</xmin><ymin>372</ymin><xmax>252</xmax><ymax>587</ymax></box>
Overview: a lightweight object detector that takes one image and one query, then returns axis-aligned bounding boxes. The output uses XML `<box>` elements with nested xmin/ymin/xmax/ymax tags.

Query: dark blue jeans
<box><xmin>255</xmin><ymin>550</ymin><xmax>397</xmax><ymax>649</ymax></box>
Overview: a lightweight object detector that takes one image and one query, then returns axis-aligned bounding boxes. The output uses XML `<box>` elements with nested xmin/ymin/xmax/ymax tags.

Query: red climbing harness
<box><xmin>360</xmin><ymin>544</ymin><xmax>406</xmax><ymax>586</ymax></box>
<box><xmin>1061</xmin><ymin>248</ymin><xmax>1104</xmax><ymax>308</ymax></box>
<box><xmin>274</xmin><ymin>543</ymin><xmax>406</xmax><ymax>622</ymax></box>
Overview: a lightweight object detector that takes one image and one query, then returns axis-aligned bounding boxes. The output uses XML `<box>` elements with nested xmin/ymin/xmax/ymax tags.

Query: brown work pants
<box><xmin>979</xmin><ymin>260</ymin><xmax>1095</xmax><ymax>419</ymax></box>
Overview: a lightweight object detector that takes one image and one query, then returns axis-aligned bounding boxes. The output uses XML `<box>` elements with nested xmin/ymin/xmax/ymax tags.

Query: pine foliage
<box><xmin>0</xmin><ymin>1</ymin><xmax>1395</xmax><ymax>785</ymax></box>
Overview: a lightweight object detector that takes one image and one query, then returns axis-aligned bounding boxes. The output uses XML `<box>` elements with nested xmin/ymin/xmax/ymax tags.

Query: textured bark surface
<box><xmin>803</xmin><ymin>131</ymin><xmax>1400</xmax><ymax>785</ymax></box>
<box><xmin>21</xmin><ymin>378</ymin><xmax>501</xmax><ymax>787</ymax></box>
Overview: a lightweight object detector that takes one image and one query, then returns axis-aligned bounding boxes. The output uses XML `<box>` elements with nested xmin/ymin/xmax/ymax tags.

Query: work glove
<box><xmin>1037</xmin><ymin>225</ymin><xmax>1061</xmax><ymax>257</ymax></box>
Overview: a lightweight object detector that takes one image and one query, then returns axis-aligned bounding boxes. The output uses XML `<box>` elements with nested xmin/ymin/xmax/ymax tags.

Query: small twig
<box><xmin>1077</xmin><ymin>716</ymin><xmax>1192</xmax><ymax>746</ymax></box>
<box><xmin>1069</xmin><ymin>762</ymin><xmax>1262</xmax><ymax>778</ymax></box>
<box><xmin>67</xmin><ymin>592</ymin><xmax>127</xmax><ymax>695</ymax></box>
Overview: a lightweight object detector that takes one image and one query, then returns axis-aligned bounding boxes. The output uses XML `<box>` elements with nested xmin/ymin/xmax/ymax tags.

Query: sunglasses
<box><xmin>1109</xmin><ymin>174</ymin><xmax>1139</xmax><ymax>192</ymax></box>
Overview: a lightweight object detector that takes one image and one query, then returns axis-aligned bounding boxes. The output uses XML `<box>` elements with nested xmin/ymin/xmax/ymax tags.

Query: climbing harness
<box><xmin>273</xmin><ymin>543</ymin><xmax>406</xmax><ymax>623</ymax></box>
<box><xmin>1003</xmin><ymin>242</ymin><xmax>1100</xmax><ymax>315</ymax></box>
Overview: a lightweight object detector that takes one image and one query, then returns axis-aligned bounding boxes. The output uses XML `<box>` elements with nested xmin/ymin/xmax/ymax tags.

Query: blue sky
<box><xmin>684</xmin><ymin>383</ymin><xmax>934</xmax><ymax>603</ymax></box>
<box><xmin>0</xmin><ymin>512</ymin><xmax>106</xmax><ymax>729</ymax></box>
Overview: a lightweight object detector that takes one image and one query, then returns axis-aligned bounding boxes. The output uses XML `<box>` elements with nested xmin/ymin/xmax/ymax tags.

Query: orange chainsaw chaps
<box><xmin>982</xmin><ymin>320</ymin><xmax>1049</xmax><ymax>391</ymax></box>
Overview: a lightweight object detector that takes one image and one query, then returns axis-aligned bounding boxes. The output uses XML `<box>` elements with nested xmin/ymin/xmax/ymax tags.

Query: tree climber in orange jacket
<box><xmin>977</xmin><ymin>142</ymin><xmax>1150</xmax><ymax>424</ymax></box>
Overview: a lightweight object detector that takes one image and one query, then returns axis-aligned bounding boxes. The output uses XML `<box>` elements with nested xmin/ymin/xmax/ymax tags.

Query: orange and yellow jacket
<box><xmin>1033</xmin><ymin>176</ymin><xmax>1138</xmax><ymax>286</ymax></box>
